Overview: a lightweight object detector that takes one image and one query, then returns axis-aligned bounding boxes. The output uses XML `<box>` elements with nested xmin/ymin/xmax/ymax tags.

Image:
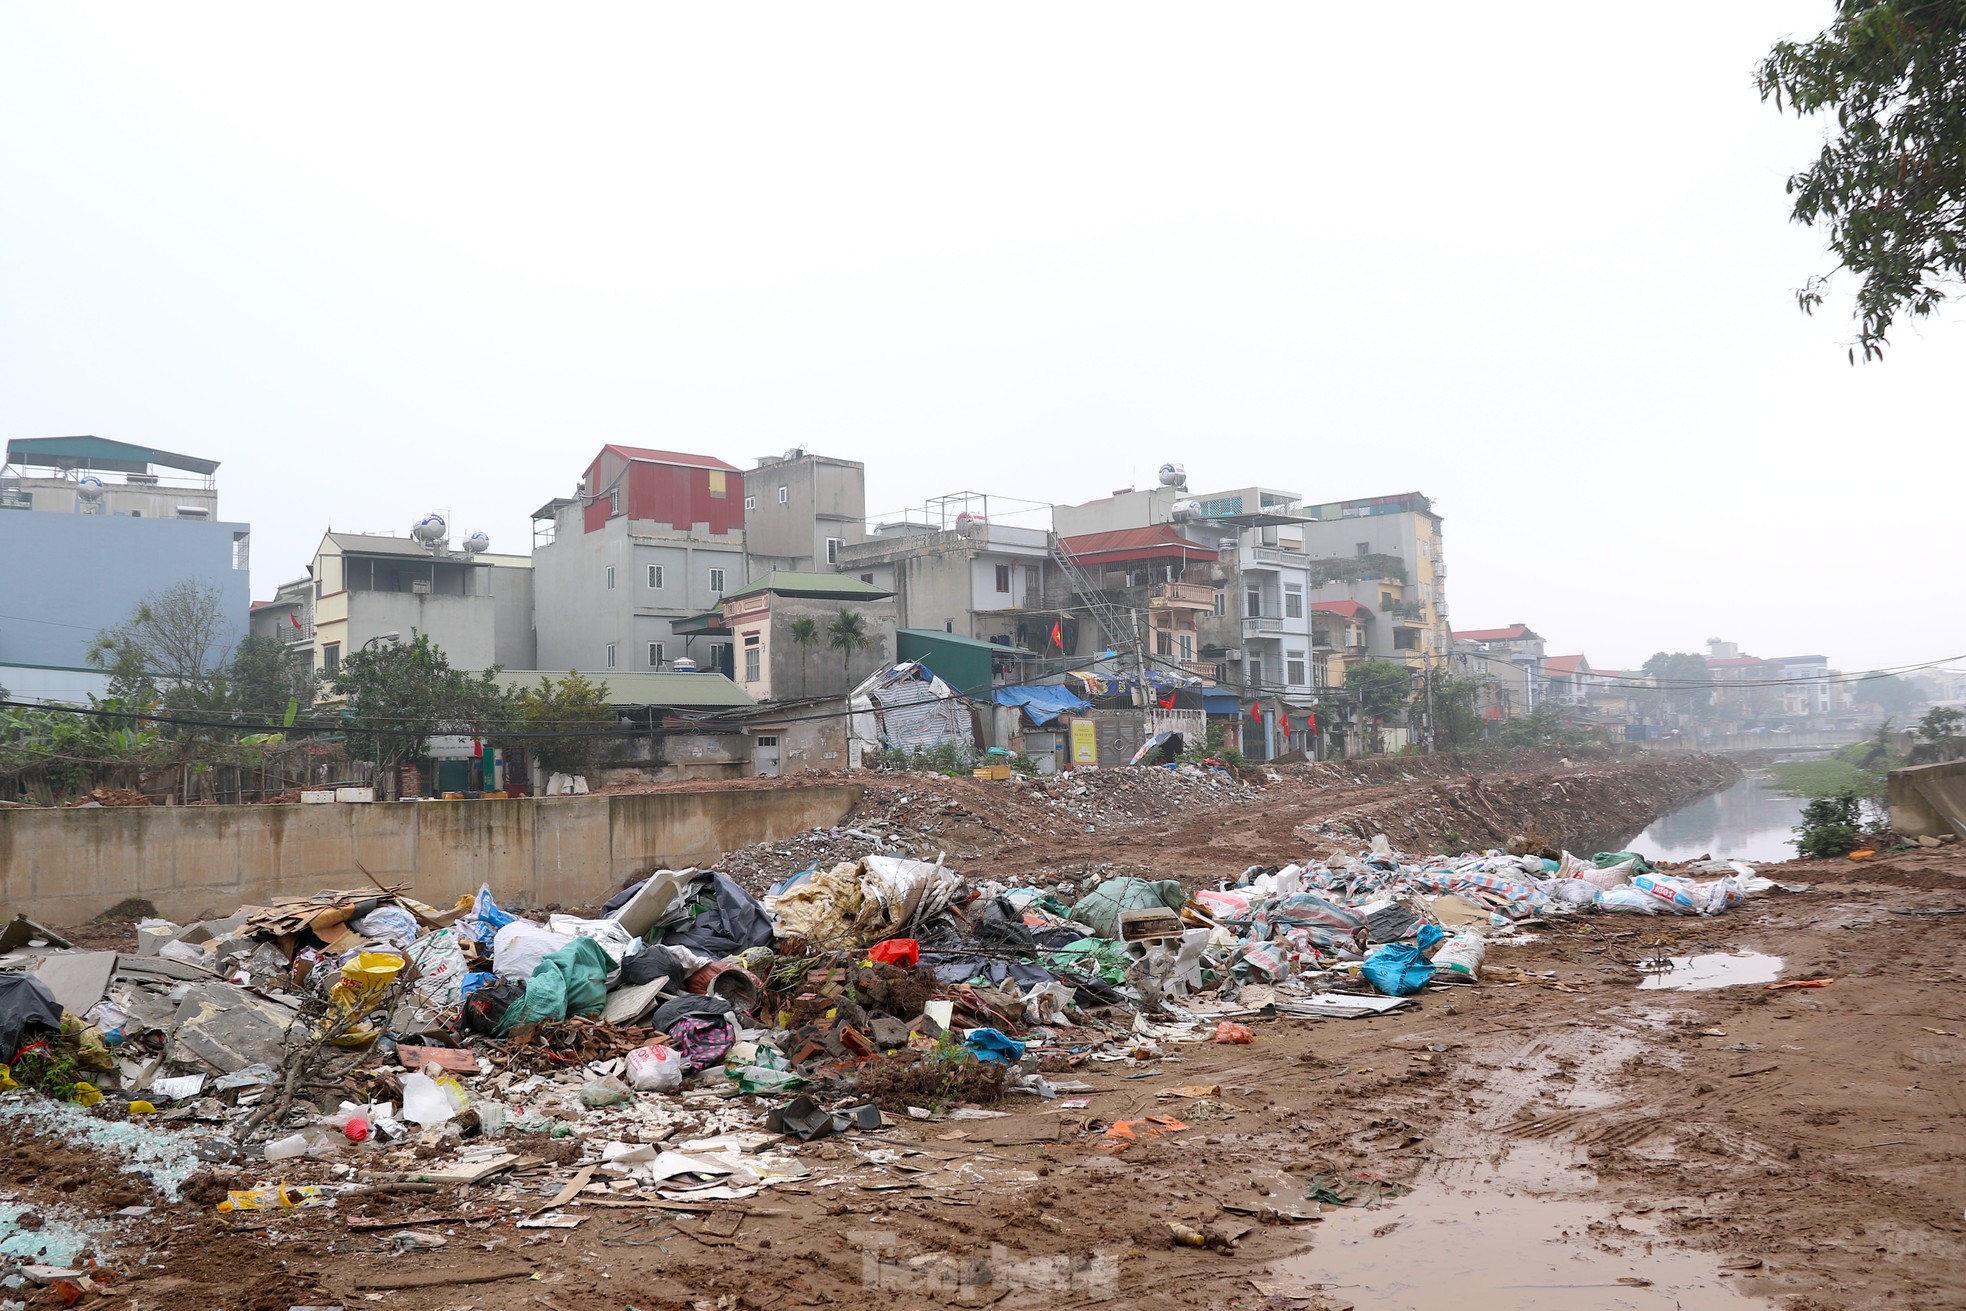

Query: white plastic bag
<box><xmin>546</xmin><ymin>914</ymin><xmax>640</xmax><ymax>965</ymax></box>
<box><xmin>351</xmin><ymin>905</ymin><xmax>419</xmax><ymax>948</ymax></box>
<box><xmin>1431</xmin><ymin>933</ymin><xmax>1486</xmax><ymax>979</ymax></box>
<box><xmin>492</xmin><ymin>919</ymin><xmax>575</xmax><ymax>980</ymax></box>
<box><xmin>624</xmin><ymin>1042</ymin><xmax>683</xmax><ymax>1093</ymax></box>
<box><xmin>401</xmin><ymin>1073</ymin><xmax>456</xmax><ymax>1127</ymax></box>
<box><xmin>404</xmin><ymin>927</ymin><xmax>467</xmax><ymax>1005</ymax></box>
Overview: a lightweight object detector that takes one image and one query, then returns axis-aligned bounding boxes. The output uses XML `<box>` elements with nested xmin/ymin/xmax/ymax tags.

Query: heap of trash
<box><xmin>0</xmin><ymin>836</ymin><xmax>1770</xmax><ymax>1253</ymax></box>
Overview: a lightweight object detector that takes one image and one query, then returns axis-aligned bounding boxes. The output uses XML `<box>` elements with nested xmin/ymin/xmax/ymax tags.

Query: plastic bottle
<box><xmin>263</xmin><ymin>1133</ymin><xmax>311</xmax><ymax>1161</ymax></box>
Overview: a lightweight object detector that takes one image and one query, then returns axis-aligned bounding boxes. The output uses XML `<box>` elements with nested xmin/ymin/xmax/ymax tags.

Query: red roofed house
<box><xmin>1450</xmin><ymin>623</ymin><xmax>1547</xmax><ymax>720</ymax></box>
<box><xmin>1541</xmin><ymin>654</ymin><xmax>1594</xmax><ymax>707</ymax></box>
<box><xmin>1052</xmin><ymin>526</ymin><xmax>1215</xmax><ymax>675</ymax></box>
<box><xmin>531</xmin><ymin>446</ymin><xmax>750</xmax><ymax>677</ymax></box>
<box><xmin>1704</xmin><ymin>639</ymin><xmax>1778</xmax><ymax>721</ymax></box>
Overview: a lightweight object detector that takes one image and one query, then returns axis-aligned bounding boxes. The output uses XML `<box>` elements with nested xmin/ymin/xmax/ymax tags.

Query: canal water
<box><xmin>1622</xmin><ymin>770</ymin><xmax>1807</xmax><ymax>864</ymax></box>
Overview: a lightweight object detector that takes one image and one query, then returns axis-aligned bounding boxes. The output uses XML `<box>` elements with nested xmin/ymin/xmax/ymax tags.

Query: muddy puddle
<box><xmin>1274</xmin><ymin>1188</ymin><xmax>1768</xmax><ymax>1310</ymax></box>
<box><xmin>1637</xmin><ymin>952</ymin><xmax>1783</xmax><ymax>991</ymax></box>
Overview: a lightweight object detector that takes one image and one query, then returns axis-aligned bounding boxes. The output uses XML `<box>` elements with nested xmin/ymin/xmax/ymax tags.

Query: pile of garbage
<box><xmin>0</xmin><ymin>832</ymin><xmax>1768</xmax><ymax>1258</ymax></box>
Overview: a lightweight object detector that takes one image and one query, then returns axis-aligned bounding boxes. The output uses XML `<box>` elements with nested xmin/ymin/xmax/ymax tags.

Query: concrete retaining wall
<box><xmin>0</xmin><ymin>786</ymin><xmax>862</xmax><ymax>924</ymax></box>
<box><xmin>1889</xmin><ymin>760</ymin><xmax>1966</xmax><ymax>839</ymax></box>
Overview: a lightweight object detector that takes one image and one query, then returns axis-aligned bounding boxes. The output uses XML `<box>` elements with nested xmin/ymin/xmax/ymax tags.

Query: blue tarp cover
<box><xmin>1201</xmin><ymin>690</ymin><xmax>1241</xmax><ymax>716</ymax></box>
<box><xmin>992</xmin><ymin>685</ymin><xmax>1092</xmax><ymax>725</ymax></box>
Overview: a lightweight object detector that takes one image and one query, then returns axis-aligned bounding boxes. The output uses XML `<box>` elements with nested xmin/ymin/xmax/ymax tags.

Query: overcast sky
<box><xmin>3</xmin><ymin>3</ymin><xmax>1959</xmax><ymax>676</ymax></box>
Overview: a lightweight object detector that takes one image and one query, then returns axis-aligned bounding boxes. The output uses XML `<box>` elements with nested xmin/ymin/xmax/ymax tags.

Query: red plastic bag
<box><xmin>1211</xmin><ymin>1021</ymin><xmax>1254</xmax><ymax>1044</ymax></box>
<box><xmin>867</xmin><ymin>938</ymin><xmax>920</xmax><ymax>969</ymax></box>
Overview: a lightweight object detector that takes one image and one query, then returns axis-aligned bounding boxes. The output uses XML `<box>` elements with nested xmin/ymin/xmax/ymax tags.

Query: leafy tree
<box><xmin>511</xmin><ymin>670</ymin><xmax>615</xmax><ymax>777</ymax></box>
<box><xmin>227</xmin><ymin>633</ymin><xmax>314</xmax><ymax>724</ymax></box>
<box><xmin>1423</xmin><ymin>667</ymin><xmax>1486</xmax><ymax>747</ymax></box>
<box><xmin>1918</xmin><ymin>704</ymin><xmax>1964</xmax><ymax>743</ymax></box>
<box><xmin>87</xmin><ymin>580</ymin><xmax>233</xmax><ymax>704</ymax></box>
<box><xmin>827</xmin><ymin>609</ymin><xmax>870</xmax><ymax>681</ymax></box>
<box><xmin>1344</xmin><ymin>659</ymin><xmax>1412</xmax><ymax>722</ymax></box>
<box><xmin>1758</xmin><ymin>1</ymin><xmax>1966</xmax><ymax>360</ymax></box>
<box><xmin>789</xmin><ymin>617</ymin><xmax>822</xmax><ymax>696</ymax></box>
<box><xmin>330</xmin><ymin>631</ymin><xmax>512</xmax><ymax>798</ymax></box>
<box><xmin>1864</xmin><ymin>673</ymin><xmax>1919</xmax><ymax>715</ymax></box>
<box><xmin>1642</xmin><ymin>652</ymin><xmax>1713</xmax><ymax>717</ymax></box>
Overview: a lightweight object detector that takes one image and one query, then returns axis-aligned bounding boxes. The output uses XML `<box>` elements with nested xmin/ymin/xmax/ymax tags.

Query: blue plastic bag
<box><xmin>461</xmin><ymin>884</ymin><xmax>517</xmax><ymax>946</ymax></box>
<box><xmin>963</xmin><ymin>1028</ymin><xmax>1026</xmax><ymax>1064</ymax></box>
<box><xmin>1416</xmin><ymin>925</ymin><xmax>1447</xmax><ymax>952</ymax></box>
<box><xmin>1361</xmin><ymin>944</ymin><xmax>1435</xmax><ymax>996</ymax></box>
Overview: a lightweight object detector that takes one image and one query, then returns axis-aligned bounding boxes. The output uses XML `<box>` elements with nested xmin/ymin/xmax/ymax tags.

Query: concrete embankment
<box><xmin>0</xmin><ymin>786</ymin><xmax>863</xmax><ymax>923</ymax></box>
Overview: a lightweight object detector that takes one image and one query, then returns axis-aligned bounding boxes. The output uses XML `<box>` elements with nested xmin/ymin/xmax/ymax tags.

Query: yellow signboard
<box><xmin>1069</xmin><ymin>719</ymin><xmax>1099</xmax><ymax>769</ymax></box>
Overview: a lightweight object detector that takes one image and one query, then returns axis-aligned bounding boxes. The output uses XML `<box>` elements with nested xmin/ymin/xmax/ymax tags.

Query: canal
<box><xmin>1621</xmin><ymin>768</ymin><xmax>1809</xmax><ymax>864</ymax></box>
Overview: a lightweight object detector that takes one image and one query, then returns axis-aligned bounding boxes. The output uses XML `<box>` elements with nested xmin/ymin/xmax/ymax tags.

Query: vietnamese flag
<box><xmin>289</xmin><ymin>612</ymin><xmax>301</xmax><ymax>630</ymax></box>
<box><xmin>1249</xmin><ymin>701</ymin><xmax>1262</xmax><ymax>723</ymax></box>
<box><xmin>1051</xmin><ymin>621</ymin><xmax>1064</xmax><ymax>650</ymax></box>
<box><xmin>1306</xmin><ymin>713</ymin><xmax>1317</xmax><ymax>734</ymax></box>
<box><xmin>1159</xmin><ymin>691</ymin><xmax>1177</xmax><ymax>710</ymax></box>
<box><xmin>1279</xmin><ymin>713</ymin><xmax>1291</xmax><ymax>734</ymax></box>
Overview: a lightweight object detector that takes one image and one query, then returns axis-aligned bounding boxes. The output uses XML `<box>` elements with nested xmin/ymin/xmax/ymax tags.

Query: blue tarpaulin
<box><xmin>1201</xmin><ymin>690</ymin><xmax>1241</xmax><ymax>717</ymax></box>
<box><xmin>992</xmin><ymin>685</ymin><xmax>1091</xmax><ymax>725</ymax></box>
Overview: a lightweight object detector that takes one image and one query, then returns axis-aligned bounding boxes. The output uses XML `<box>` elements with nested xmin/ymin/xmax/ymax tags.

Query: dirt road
<box><xmin>8</xmin><ymin>760</ymin><xmax>1961</xmax><ymax>1311</ymax></box>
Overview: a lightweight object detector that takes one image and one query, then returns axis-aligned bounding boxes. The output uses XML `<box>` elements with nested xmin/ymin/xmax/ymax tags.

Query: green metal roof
<box><xmin>5</xmin><ymin>436</ymin><xmax>220</xmax><ymax>476</ymax></box>
<box><xmin>895</xmin><ymin>628</ymin><xmax>1026</xmax><ymax>654</ymax></box>
<box><xmin>498</xmin><ymin>669</ymin><xmax>754</xmax><ymax>708</ymax></box>
<box><xmin>723</xmin><ymin>571</ymin><xmax>894</xmax><ymax>602</ymax></box>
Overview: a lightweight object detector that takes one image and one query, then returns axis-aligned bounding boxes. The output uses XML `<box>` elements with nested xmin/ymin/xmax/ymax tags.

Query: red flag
<box><xmin>1279</xmin><ymin>713</ymin><xmax>1291</xmax><ymax>734</ymax></box>
<box><xmin>1249</xmin><ymin>701</ymin><xmax>1262</xmax><ymax>723</ymax></box>
<box><xmin>1306</xmin><ymin>713</ymin><xmax>1317</xmax><ymax>733</ymax></box>
<box><xmin>289</xmin><ymin>612</ymin><xmax>301</xmax><ymax>630</ymax></box>
<box><xmin>1050</xmin><ymin>621</ymin><xmax>1063</xmax><ymax>650</ymax></box>
<box><xmin>1158</xmin><ymin>691</ymin><xmax>1176</xmax><ymax>710</ymax></box>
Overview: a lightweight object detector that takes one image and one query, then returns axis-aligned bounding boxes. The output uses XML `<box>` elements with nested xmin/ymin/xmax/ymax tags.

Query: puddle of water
<box><xmin>1274</xmin><ymin>1184</ymin><xmax>1768</xmax><ymax>1311</ymax></box>
<box><xmin>1637</xmin><ymin>952</ymin><xmax>1783</xmax><ymax>992</ymax></box>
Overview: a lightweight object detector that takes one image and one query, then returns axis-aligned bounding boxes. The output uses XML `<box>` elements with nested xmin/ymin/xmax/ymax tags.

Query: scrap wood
<box><xmin>352</xmin><ymin>1264</ymin><xmax>536</xmax><ymax>1291</ymax></box>
<box><xmin>395</xmin><ymin>1044</ymin><xmax>483</xmax><ymax>1074</ymax></box>
<box><xmin>1728</xmin><ymin>1065</ymin><xmax>1781</xmax><ymax>1079</ymax></box>
<box><xmin>345</xmin><ymin>1212</ymin><xmax>474</xmax><ymax>1231</ymax></box>
<box><xmin>1765</xmin><ymin>977</ymin><xmax>1835</xmax><ymax>991</ymax></box>
<box><xmin>537</xmin><ymin>1166</ymin><xmax>596</xmax><ymax>1214</ymax></box>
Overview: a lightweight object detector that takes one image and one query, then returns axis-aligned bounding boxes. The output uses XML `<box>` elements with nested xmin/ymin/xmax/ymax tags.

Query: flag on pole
<box><xmin>1279</xmin><ymin>713</ymin><xmax>1291</xmax><ymax>734</ymax></box>
<box><xmin>289</xmin><ymin>612</ymin><xmax>301</xmax><ymax>630</ymax></box>
<box><xmin>1249</xmin><ymin>701</ymin><xmax>1262</xmax><ymax>723</ymax></box>
<box><xmin>1050</xmin><ymin>621</ymin><xmax>1063</xmax><ymax>650</ymax></box>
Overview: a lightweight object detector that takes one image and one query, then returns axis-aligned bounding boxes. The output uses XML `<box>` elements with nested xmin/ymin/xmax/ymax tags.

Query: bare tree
<box><xmin>89</xmin><ymin>580</ymin><xmax>232</xmax><ymax>702</ymax></box>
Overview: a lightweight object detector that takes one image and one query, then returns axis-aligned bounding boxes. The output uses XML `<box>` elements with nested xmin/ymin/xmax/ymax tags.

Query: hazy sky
<box><xmin>3</xmin><ymin>3</ymin><xmax>1959</xmax><ymax>676</ymax></box>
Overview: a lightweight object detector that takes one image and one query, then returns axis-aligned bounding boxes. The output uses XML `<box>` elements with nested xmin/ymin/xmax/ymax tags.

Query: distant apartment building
<box><xmin>531</xmin><ymin>446</ymin><xmax>748</xmax><ymax>678</ymax></box>
<box><xmin>1297</xmin><ymin>492</ymin><xmax>1450</xmax><ymax>668</ymax></box>
<box><xmin>0</xmin><ymin>436</ymin><xmax>251</xmax><ymax>704</ymax></box>
<box><xmin>741</xmin><ymin>449</ymin><xmax>868</xmax><ymax>574</ymax></box>
<box><xmin>261</xmin><ymin>526</ymin><xmax>535</xmax><ymax>694</ymax></box>
<box><xmin>1451</xmin><ymin>624</ymin><xmax>1546</xmax><ymax>718</ymax></box>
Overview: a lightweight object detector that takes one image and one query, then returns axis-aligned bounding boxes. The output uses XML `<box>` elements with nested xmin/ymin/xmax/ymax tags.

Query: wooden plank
<box><xmin>351</xmin><ymin>1264</ymin><xmax>535</xmax><ymax>1290</ymax></box>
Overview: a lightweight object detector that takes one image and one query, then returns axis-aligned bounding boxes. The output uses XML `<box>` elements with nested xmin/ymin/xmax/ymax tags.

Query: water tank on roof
<box><xmin>412</xmin><ymin>512</ymin><xmax>448</xmax><ymax>546</ymax></box>
<box><xmin>76</xmin><ymin>475</ymin><xmax>104</xmax><ymax>503</ymax></box>
<box><xmin>1169</xmin><ymin>499</ymin><xmax>1201</xmax><ymax>522</ymax></box>
<box><xmin>672</xmin><ymin>658</ymin><xmax>699</xmax><ymax>673</ymax></box>
<box><xmin>461</xmin><ymin>530</ymin><xmax>491</xmax><ymax>554</ymax></box>
<box><xmin>1157</xmin><ymin>463</ymin><xmax>1186</xmax><ymax>488</ymax></box>
<box><xmin>954</xmin><ymin>511</ymin><xmax>981</xmax><ymax>539</ymax></box>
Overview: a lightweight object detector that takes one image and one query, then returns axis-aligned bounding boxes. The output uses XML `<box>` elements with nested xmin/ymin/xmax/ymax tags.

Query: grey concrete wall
<box><xmin>0</xmin><ymin>511</ymin><xmax>251</xmax><ymax>670</ymax></box>
<box><xmin>0</xmin><ymin>785</ymin><xmax>862</xmax><ymax>923</ymax></box>
<box><xmin>1889</xmin><ymin>759</ymin><xmax>1966</xmax><ymax>838</ymax></box>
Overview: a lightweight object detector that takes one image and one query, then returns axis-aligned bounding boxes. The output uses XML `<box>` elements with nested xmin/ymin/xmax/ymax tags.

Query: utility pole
<box><xmin>1423</xmin><ymin>651</ymin><xmax>1436</xmax><ymax>753</ymax></box>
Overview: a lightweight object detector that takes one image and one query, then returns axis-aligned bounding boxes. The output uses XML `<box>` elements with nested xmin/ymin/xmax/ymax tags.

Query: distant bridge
<box><xmin>1637</xmin><ymin>729</ymin><xmax>1866</xmax><ymax>755</ymax></box>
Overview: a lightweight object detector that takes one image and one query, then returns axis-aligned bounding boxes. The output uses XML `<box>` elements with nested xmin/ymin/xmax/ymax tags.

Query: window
<box><xmin>744</xmin><ymin>495</ymin><xmax>756</xmax><ymax>510</ymax></box>
<box><xmin>1179</xmin><ymin>634</ymin><xmax>1194</xmax><ymax>662</ymax></box>
<box><xmin>322</xmin><ymin>642</ymin><xmax>340</xmax><ymax>675</ymax></box>
<box><xmin>743</xmin><ymin>646</ymin><xmax>760</xmax><ymax>682</ymax></box>
<box><xmin>1248</xmin><ymin>654</ymin><xmax>1263</xmax><ymax>689</ymax></box>
<box><xmin>648</xmin><ymin>641</ymin><xmax>664</xmax><ymax>667</ymax></box>
<box><xmin>1156</xmin><ymin>632</ymin><xmax>1174</xmax><ymax>657</ymax></box>
<box><xmin>1356</xmin><ymin>542</ymin><xmax>1371</xmax><ymax>556</ymax></box>
<box><xmin>644</xmin><ymin>564</ymin><xmax>661</xmax><ymax>588</ymax></box>
<box><xmin>1245</xmin><ymin>587</ymin><xmax>1261</xmax><ymax>618</ymax></box>
<box><xmin>1213</xmin><ymin>589</ymin><xmax>1225</xmax><ymax>617</ymax></box>
<box><xmin>1381</xmin><ymin>590</ymin><xmax>1394</xmax><ymax>609</ymax></box>
<box><xmin>709</xmin><ymin>567</ymin><xmax>727</xmax><ymax>593</ymax></box>
<box><xmin>606</xmin><ymin>565</ymin><xmax>616</xmax><ymax>590</ymax></box>
<box><xmin>827</xmin><ymin>537</ymin><xmax>842</xmax><ymax>565</ymax></box>
<box><xmin>1024</xmin><ymin>565</ymin><xmax>1040</xmax><ymax>595</ymax></box>
<box><xmin>1287</xmin><ymin>651</ymin><xmax>1307</xmax><ymax>685</ymax></box>
<box><xmin>708</xmin><ymin>470</ymin><xmax>727</xmax><ymax>499</ymax></box>
<box><xmin>1394</xmin><ymin>629</ymin><xmax>1420</xmax><ymax>651</ymax></box>
<box><xmin>994</xmin><ymin>564</ymin><xmax>1011</xmax><ymax>593</ymax></box>
<box><xmin>707</xmin><ymin>642</ymin><xmax>728</xmax><ymax>670</ymax></box>
<box><xmin>606</xmin><ymin>643</ymin><xmax>617</xmax><ymax>669</ymax></box>
<box><xmin>1284</xmin><ymin>584</ymin><xmax>1304</xmax><ymax>619</ymax></box>
<box><xmin>860</xmin><ymin>573</ymin><xmax>874</xmax><ymax>584</ymax></box>
<box><xmin>777</xmin><ymin>486</ymin><xmax>789</xmax><ymax>504</ymax></box>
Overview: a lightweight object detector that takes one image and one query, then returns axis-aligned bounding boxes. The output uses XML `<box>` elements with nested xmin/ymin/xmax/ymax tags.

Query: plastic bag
<box><xmin>403</xmin><ymin>927</ymin><xmax>467</xmax><ymax>1006</ymax></box>
<box><xmin>546</xmin><ymin>914</ymin><xmax>640</xmax><ymax>965</ymax></box>
<box><xmin>327</xmin><ymin>951</ymin><xmax>406</xmax><ymax>1046</ymax></box>
<box><xmin>401</xmin><ymin>1072</ymin><xmax>456</xmax><ymax>1127</ymax></box>
<box><xmin>867</xmin><ymin>938</ymin><xmax>920</xmax><ymax>968</ymax></box>
<box><xmin>1211</xmin><ymin>1021</ymin><xmax>1254</xmax><ymax>1044</ymax></box>
<box><xmin>1361</xmin><ymin>944</ymin><xmax>1435</xmax><ymax>996</ymax></box>
<box><xmin>1596</xmin><ymin>885</ymin><xmax>1660</xmax><ymax>915</ymax></box>
<box><xmin>579</xmin><ymin>1075</ymin><xmax>631</xmax><ymax>1108</ymax></box>
<box><xmin>492</xmin><ymin>920</ymin><xmax>575</xmax><ymax>981</ymax></box>
<box><xmin>460</xmin><ymin>883</ymin><xmax>517</xmax><ymax>946</ymax></box>
<box><xmin>351</xmin><ymin>905</ymin><xmax>419</xmax><ymax>949</ymax></box>
<box><xmin>625</xmin><ymin>1042</ymin><xmax>683</xmax><ymax>1093</ymax></box>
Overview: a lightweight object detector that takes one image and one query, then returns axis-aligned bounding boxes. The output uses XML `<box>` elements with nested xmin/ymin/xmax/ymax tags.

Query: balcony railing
<box><xmin>1248</xmin><ymin>546</ymin><xmax>1304</xmax><ymax>567</ymax></box>
<box><xmin>1150</xmin><ymin>581</ymin><xmax>1215</xmax><ymax>611</ymax></box>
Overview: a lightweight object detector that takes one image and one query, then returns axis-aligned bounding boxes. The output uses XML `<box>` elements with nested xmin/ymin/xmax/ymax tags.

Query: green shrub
<box><xmin>1793</xmin><ymin>790</ymin><xmax>1864</xmax><ymax>859</ymax></box>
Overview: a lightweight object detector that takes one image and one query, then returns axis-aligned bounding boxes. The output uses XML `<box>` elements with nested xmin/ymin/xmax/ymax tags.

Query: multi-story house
<box><xmin>741</xmin><ymin>449</ymin><xmax>868</xmax><ymax>574</ymax></box>
<box><xmin>1451</xmin><ymin>624</ymin><xmax>1547</xmax><ymax>719</ymax></box>
<box><xmin>1299</xmin><ymin>492</ymin><xmax>1451</xmax><ymax>669</ymax></box>
<box><xmin>282</xmin><ymin>527</ymin><xmax>534</xmax><ymax>694</ymax></box>
<box><xmin>0</xmin><ymin>436</ymin><xmax>251</xmax><ymax>704</ymax></box>
<box><xmin>834</xmin><ymin>494</ymin><xmax>1054</xmax><ymax>652</ymax></box>
<box><xmin>531</xmin><ymin>446</ymin><xmax>748</xmax><ymax>678</ymax></box>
